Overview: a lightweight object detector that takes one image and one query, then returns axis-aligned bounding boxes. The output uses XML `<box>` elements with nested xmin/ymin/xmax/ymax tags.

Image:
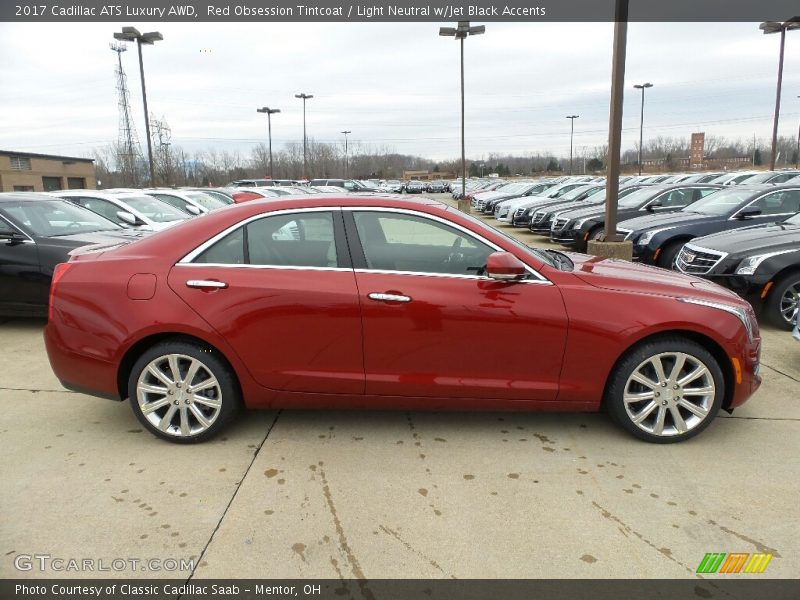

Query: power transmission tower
<box><xmin>110</xmin><ymin>42</ymin><xmax>144</xmax><ymax>186</ymax></box>
<box><xmin>150</xmin><ymin>114</ymin><xmax>173</xmax><ymax>185</ymax></box>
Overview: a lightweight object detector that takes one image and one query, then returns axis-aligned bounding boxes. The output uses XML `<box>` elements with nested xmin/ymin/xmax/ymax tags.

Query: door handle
<box><xmin>186</xmin><ymin>279</ymin><xmax>228</xmax><ymax>289</ymax></box>
<box><xmin>368</xmin><ymin>292</ymin><xmax>411</xmax><ymax>303</ymax></box>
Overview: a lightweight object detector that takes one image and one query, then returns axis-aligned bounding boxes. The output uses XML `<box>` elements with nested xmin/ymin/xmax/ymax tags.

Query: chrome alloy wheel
<box><xmin>136</xmin><ymin>354</ymin><xmax>223</xmax><ymax>438</ymax></box>
<box><xmin>779</xmin><ymin>282</ymin><xmax>799</xmax><ymax>325</ymax></box>
<box><xmin>623</xmin><ymin>352</ymin><xmax>715</xmax><ymax>437</ymax></box>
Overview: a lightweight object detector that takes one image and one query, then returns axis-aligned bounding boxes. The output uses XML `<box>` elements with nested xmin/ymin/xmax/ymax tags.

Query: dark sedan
<box><xmin>0</xmin><ymin>193</ymin><xmax>146</xmax><ymax>317</ymax></box>
<box><xmin>619</xmin><ymin>185</ymin><xmax>800</xmax><ymax>269</ymax></box>
<box><xmin>550</xmin><ymin>184</ymin><xmax>722</xmax><ymax>253</ymax></box>
<box><xmin>674</xmin><ymin>213</ymin><xmax>800</xmax><ymax>329</ymax></box>
<box><xmin>512</xmin><ymin>184</ymin><xmax>604</xmax><ymax>228</ymax></box>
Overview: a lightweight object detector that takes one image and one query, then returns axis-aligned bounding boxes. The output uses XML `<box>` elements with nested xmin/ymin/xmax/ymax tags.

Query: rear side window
<box><xmin>191</xmin><ymin>211</ymin><xmax>337</xmax><ymax>268</ymax></box>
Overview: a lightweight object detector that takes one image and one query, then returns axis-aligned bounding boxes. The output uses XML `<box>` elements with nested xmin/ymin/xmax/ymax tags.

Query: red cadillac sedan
<box><xmin>45</xmin><ymin>196</ymin><xmax>761</xmax><ymax>444</ymax></box>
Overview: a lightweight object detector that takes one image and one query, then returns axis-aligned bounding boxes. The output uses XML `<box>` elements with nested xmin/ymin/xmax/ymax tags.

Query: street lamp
<box><xmin>295</xmin><ymin>93</ymin><xmax>313</xmax><ymax>179</ymax></box>
<box><xmin>440</xmin><ymin>20</ymin><xmax>485</xmax><ymax>212</ymax></box>
<box><xmin>760</xmin><ymin>18</ymin><xmax>800</xmax><ymax>171</ymax></box>
<box><xmin>341</xmin><ymin>130</ymin><xmax>351</xmax><ymax>178</ymax></box>
<box><xmin>795</xmin><ymin>95</ymin><xmax>800</xmax><ymax>169</ymax></box>
<box><xmin>566</xmin><ymin>115</ymin><xmax>579</xmax><ymax>175</ymax></box>
<box><xmin>113</xmin><ymin>26</ymin><xmax>163</xmax><ymax>186</ymax></box>
<box><xmin>633</xmin><ymin>83</ymin><xmax>653</xmax><ymax>176</ymax></box>
<box><xmin>256</xmin><ymin>107</ymin><xmax>280</xmax><ymax>180</ymax></box>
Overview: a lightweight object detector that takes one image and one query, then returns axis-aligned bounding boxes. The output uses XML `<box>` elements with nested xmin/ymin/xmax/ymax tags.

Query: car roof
<box><xmin>0</xmin><ymin>192</ymin><xmax>62</xmax><ymax>203</ymax></box>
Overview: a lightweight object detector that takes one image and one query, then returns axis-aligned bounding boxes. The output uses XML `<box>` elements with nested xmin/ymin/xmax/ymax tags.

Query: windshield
<box><xmin>185</xmin><ymin>191</ymin><xmax>228</xmax><ymax>209</ymax></box>
<box><xmin>738</xmin><ymin>173</ymin><xmax>775</xmax><ymax>184</ymax></box>
<box><xmin>617</xmin><ymin>187</ymin><xmax>661</xmax><ymax>208</ymax></box>
<box><xmin>122</xmin><ymin>196</ymin><xmax>187</xmax><ymax>222</ymax></box>
<box><xmin>682</xmin><ymin>188</ymin><xmax>753</xmax><ymax>215</ymax></box>
<box><xmin>200</xmin><ymin>190</ymin><xmax>234</xmax><ymax>205</ymax></box>
<box><xmin>1</xmin><ymin>200</ymin><xmax>121</xmax><ymax>237</ymax></box>
<box><xmin>455</xmin><ymin>209</ymin><xmax>556</xmax><ymax>269</ymax></box>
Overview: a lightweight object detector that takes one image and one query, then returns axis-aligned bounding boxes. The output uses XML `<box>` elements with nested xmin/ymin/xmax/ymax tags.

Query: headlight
<box><xmin>637</xmin><ymin>230</ymin><xmax>657</xmax><ymax>246</ymax></box>
<box><xmin>735</xmin><ymin>249</ymin><xmax>797</xmax><ymax>276</ymax></box>
<box><xmin>678</xmin><ymin>298</ymin><xmax>757</xmax><ymax>342</ymax></box>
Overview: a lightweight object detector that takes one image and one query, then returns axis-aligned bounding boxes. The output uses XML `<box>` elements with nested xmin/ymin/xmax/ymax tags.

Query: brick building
<box><xmin>0</xmin><ymin>150</ymin><xmax>95</xmax><ymax>192</ymax></box>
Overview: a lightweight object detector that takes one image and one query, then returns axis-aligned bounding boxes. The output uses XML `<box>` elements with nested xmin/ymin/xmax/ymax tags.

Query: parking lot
<box><xmin>1</xmin><ymin>193</ymin><xmax>798</xmax><ymax>580</ymax></box>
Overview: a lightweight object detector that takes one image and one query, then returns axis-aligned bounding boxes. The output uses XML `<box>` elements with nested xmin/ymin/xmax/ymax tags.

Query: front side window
<box><xmin>72</xmin><ymin>197</ymin><xmax>122</xmax><ymax>223</ymax></box>
<box><xmin>353</xmin><ymin>211</ymin><xmax>494</xmax><ymax>276</ymax></box>
<box><xmin>748</xmin><ymin>190</ymin><xmax>800</xmax><ymax>216</ymax></box>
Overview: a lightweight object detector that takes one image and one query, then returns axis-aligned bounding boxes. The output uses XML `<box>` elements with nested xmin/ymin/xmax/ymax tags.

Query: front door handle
<box><xmin>368</xmin><ymin>292</ymin><xmax>411</xmax><ymax>303</ymax></box>
<box><xmin>186</xmin><ymin>279</ymin><xmax>228</xmax><ymax>290</ymax></box>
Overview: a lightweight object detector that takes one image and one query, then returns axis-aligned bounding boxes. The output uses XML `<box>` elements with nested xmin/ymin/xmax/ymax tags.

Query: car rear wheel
<box><xmin>606</xmin><ymin>337</ymin><xmax>723</xmax><ymax>443</ymax></box>
<box><xmin>128</xmin><ymin>341</ymin><xmax>240</xmax><ymax>443</ymax></box>
<box><xmin>765</xmin><ymin>272</ymin><xmax>800</xmax><ymax>330</ymax></box>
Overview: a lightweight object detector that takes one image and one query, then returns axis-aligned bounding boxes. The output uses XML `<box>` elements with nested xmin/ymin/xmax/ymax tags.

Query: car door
<box><xmin>168</xmin><ymin>208</ymin><xmax>364</xmax><ymax>394</ymax></box>
<box><xmin>346</xmin><ymin>208</ymin><xmax>568</xmax><ymax>401</ymax></box>
<box><xmin>0</xmin><ymin>215</ymin><xmax>44</xmax><ymax>313</ymax></box>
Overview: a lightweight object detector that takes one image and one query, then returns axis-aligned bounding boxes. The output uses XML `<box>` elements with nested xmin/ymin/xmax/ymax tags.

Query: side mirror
<box><xmin>485</xmin><ymin>251</ymin><xmax>527</xmax><ymax>281</ymax></box>
<box><xmin>116</xmin><ymin>211</ymin><xmax>142</xmax><ymax>226</ymax></box>
<box><xmin>185</xmin><ymin>204</ymin><xmax>202</xmax><ymax>216</ymax></box>
<box><xmin>646</xmin><ymin>200</ymin><xmax>662</xmax><ymax>212</ymax></box>
<box><xmin>736</xmin><ymin>208</ymin><xmax>762</xmax><ymax>220</ymax></box>
<box><xmin>0</xmin><ymin>229</ymin><xmax>25</xmax><ymax>244</ymax></box>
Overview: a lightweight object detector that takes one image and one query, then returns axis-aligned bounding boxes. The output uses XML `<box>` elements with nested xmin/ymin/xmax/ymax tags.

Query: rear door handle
<box><xmin>368</xmin><ymin>292</ymin><xmax>411</xmax><ymax>303</ymax></box>
<box><xmin>186</xmin><ymin>279</ymin><xmax>228</xmax><ymax>289</ymax></box>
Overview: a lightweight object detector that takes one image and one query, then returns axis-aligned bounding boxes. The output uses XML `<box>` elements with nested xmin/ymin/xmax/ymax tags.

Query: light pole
<box><xmin>257</xmin><ymin>107</ymin><xmax>280</xmax><ymax>180</ymax></box>
<box><xmin>795</xmin><ymin>95</ymin><xmax>800</xmax><ymax>169</ymax></box>
<box><xmin>440</xmin><ymin>20</ymin><xmax>485</xmax><ymax>212</ymax></box>
<box><xmin>295</xmin><ymin>93</ymin><xmax>313</xmax><ymax>179</ymax></box>
<box><xmin>341</xmin><ymin>130</ymin><xmax>351</xmax><ymax>177</ymax></box>
<box><xmin>114</xmin><ymin>26</ymin><xmax>163</xmax><ymax>186</ymax></box>
<box><xmin>566</xmin><ymin>115</ymin><xmax>579</xmax><ymax>175</ymax></box>
<box><xmin>760</xmin><ymin>19</ymin><xmax>799</xmax><ymax>171</ymax></box>
<box><xmin>633</xmin><ymin>83</ymin><xmax>653</xmax><ymax>176</ymax></box>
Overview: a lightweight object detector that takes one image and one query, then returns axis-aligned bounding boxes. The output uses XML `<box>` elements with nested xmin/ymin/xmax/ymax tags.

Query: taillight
<box><xmin>49</xmin><ymin>263</ymin><xmax>72</xmax><ymax>321</ymax></box>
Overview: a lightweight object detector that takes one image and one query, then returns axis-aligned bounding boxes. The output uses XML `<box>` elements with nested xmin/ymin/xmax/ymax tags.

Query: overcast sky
<box><xmin>0</xmin><ymin>21</ymin><xmax>798</xmax><ymax>162</ymax></box>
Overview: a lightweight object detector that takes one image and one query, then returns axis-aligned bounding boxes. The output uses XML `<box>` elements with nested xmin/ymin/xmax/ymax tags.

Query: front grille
<box><xmin>676</xmin><ymin>244</ymin><xmax>727</xmax><ymax>275</ymax></box>
<box><xmin>552</xmin><ymin>217</ymin><xmax>570</xmax><ymax>232</ymax></box>
<box><xmin>617</xmin><ymin>228</ymin><xmax>633</xmax><ymax>240</ymax></box>
<box><xmin>515</xmin><ymin>207</ymin><xmax>526</xmax><ymax>218</ymax></box>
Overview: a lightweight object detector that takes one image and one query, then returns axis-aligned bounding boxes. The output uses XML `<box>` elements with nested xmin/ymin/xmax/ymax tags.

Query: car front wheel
<box><xmin>765</xmin><ymin>272</ymin><xmax>800</xmax><ymax>330</ymax></box>
<box><xmin>128</xmin><ymin>341</ymin><xmax>240</xmax><ymax>443</ymax></box>
<box><xmin>606</xmin><ymin>337</ymin><xmax>723</xmax><ymax>443</ymax></box>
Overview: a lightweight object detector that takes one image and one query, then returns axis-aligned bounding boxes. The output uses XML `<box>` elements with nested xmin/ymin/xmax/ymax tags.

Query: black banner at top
<box><xmin>1</xmin><ymin>0</ymin><xmax>799</xmax><ymax>22</ymax></box>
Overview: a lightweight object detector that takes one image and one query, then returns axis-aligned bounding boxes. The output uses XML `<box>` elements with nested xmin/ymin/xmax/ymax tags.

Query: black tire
<box><xmin>657</xmin><ymin>241</ymin><xmax>686</xmax><ymax>269</ymax></box>
<box><xmin>605</xmin><ymin>337</ymin><xmax>724</xmax><ymax>444</ymax></box>
<box><xmin>128</xmin><ymin>340</ymin><xmax>240</xmax><ymax>443</ymax></box>
<box><xmin>764</xmin><ymin>272</ymin><xmax>800</xmax><ymax>330</ymax></box>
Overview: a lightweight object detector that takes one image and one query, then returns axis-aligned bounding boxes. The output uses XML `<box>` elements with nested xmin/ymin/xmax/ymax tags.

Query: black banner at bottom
<box><xmin>3</xmin><ymin>579</ymin><xmax>800</xmax><ymax>600</ymax></box>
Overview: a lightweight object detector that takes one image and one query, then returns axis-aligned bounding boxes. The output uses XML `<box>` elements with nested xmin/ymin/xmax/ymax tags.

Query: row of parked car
<box><xmin>470</xmin><ymin>172</ymin><xmax>800</xmax><ymax>331</ymax></box>
<box><xmin>230</xmin><ymin>177</ymin><xmax>452</xmax><ymax>195</ymax></box>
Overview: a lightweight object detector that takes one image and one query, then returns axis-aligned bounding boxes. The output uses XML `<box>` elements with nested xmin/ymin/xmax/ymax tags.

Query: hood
<box><xmin>617</xmin><ymin>210</ymin><xmax>713</xmax><ymax>231</ymax></box>
<box><xmin>557</xmin><ymin>203</ymin><xmax>607</xmax><ymax>220</ymax></box>
<box><xmin>689</xmin><ymin>222</ymin><xmax>800</xmax><ymax>256</ymax></box>
<box><xmin>566</xmin><ymin>252</ymin><xmax>744</xmax><ymax>304</ymax></box>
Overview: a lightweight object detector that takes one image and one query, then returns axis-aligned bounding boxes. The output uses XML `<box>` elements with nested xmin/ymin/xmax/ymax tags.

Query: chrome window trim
<box><xmin>177</xmin><ymin>205</ymin><xmax>553</xmax><ymax>285</ymax></box>
<box><xmin>343</xmin><ymin>206</ymin><xmax>551</xmax><ymax>283</ymax></box>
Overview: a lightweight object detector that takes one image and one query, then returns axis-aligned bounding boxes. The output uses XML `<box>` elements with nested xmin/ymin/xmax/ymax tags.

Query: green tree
<box><xmin>586</xmin><ymin>157</ymin><xmax>604</xmax><ymax>171</ymax></box>
<box><xmin>546</xmin><ymin>159</ymin><xmax>561</xmax><ymax>172</ymax></box>
<box><xmin>753</xmin><ymin>149</ymin><xmax>762</xmax><ymax>166</ymax></box>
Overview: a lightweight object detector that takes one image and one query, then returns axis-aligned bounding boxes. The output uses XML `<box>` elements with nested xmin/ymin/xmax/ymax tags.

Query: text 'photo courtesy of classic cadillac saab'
<box><xmin>44</xmin><ymin>195</ymin><xmax>762</xmax><ymax>444</ymax></box>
